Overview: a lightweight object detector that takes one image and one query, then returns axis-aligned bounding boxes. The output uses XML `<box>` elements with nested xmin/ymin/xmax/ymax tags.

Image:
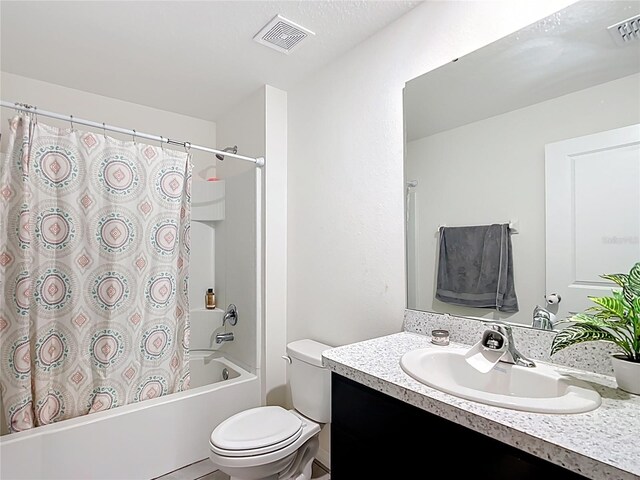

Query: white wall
<box><xmin>264</xmin><ymin>86</ymin><xmax>288</xmax><ymax>407</ymax></box>
<box><xmin>406</xmin><ymin>73</ymin><xmax>640</xmax><ymax>325</ymax></box>
<box><xmin>287</xmin><ymin>0</ymin><xmax>576</xmax><ymax>347</ymax></box>
<box><xmin>0</xmin><ymin>72</ymin><xmax>215</xmax><ymax>176</ymax></box>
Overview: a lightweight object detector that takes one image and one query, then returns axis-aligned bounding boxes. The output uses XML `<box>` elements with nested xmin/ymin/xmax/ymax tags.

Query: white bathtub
<box><xmin>0</xmin><ymin>354</ymin><xmax>260</xmax><ymax>480</ymax></box>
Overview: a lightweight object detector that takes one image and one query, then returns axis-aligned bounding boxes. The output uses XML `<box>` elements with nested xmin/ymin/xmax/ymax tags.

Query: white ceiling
<box><xmin>404</xmin><ymin>0</ymin><xmax>640</xmax><ymax>142</ymax></box>
<box><xmin>0</xmin><ymin>0</ymin><xmax>421</xmax><ymax>121</ymax></box>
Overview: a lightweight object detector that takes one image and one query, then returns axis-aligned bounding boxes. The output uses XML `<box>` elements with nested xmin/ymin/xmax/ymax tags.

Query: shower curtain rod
<box><xmin>0</xmin><ymin>100</ymin><xmax>265</xmax><ymax>167</ymax></box>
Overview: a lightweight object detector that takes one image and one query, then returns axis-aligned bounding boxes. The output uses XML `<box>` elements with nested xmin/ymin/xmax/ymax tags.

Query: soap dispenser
<box><xmin>205</xmin><ymin>289</ymin><xmax>216</xmax><ymax>309</ymax></box>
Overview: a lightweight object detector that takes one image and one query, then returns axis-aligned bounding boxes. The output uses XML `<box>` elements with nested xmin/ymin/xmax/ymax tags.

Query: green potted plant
<box><xmin>551</xmin><ymin>262</ymin><xmax>640</xmax><ymax>394</ymax></box>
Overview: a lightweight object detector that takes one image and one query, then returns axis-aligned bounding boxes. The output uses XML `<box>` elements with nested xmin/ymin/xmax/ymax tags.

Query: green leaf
<box><xmin>569</xmin><ymin>313</ymin><xmax>601</xmax><ymax>324</ymax></box>
<box><xmin>611</xmin><ymin>289</ymin><xmax>628</xmax><ymax>304</ymax></box>
<box><xmin>632</xmin><ymin>298</ymin><xmax>640</xmax><ymax>330</ymax></box>
<box><xmin>588</xmin><ymin>307</ymin><xmax>616</xmax><ymax>317</ymax></box>
<box><xmin>628</xmin><ymin>262</ymin><xmax>640</xmax><ymax>287</ymax></box>
<box><xmin>601</xmin><ymin>273</ymin><xmax>628</xmax><ymax>288</ymax></box>
<box><xmin>570</xmin><ymin>312</ymin><xmax>625</xmax><ymax>329</ymax></box>
<box><xmin>623</xmin><ymin>262</ymin><xmax>640</xmax><ymax>304</ymax></box>
<box><xmin>550</xmin><ymin>263</ymin><xmax>640</xmax><ymax>359</ymax></box>
<box><xmin>588</xmin><ymin>296</ymin><xmax>625</xmax><ymax>318</ymax></box>
<box><xmin>550</xmin><ymin>324</ymin><xmax>617</xmax><ymax>356</ymax></box>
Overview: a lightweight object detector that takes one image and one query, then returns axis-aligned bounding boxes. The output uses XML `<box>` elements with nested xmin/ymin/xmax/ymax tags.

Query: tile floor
<box><xmin>155</xmin><ymin>458</ymin><xmax>330</xmax><ymax>480</ymax></box>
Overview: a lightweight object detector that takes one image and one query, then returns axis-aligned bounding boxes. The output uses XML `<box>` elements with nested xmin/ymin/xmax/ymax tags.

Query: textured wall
<box><xmin>287</xmin><ymin>0</ymin><xmax>576</xmax><ymax>348</ymax></box>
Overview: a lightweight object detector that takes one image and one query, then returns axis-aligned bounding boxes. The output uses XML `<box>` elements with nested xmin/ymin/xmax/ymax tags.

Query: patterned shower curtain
<box><xmin>0</xmin><ymin>116</ymin><xmax>191</xmax><ymax>433</ymax></box>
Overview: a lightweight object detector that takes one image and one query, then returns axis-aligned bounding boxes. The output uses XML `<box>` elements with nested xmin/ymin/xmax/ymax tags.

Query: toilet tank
<box><xmin>286</xmin><ymin>339</ymin><xmax>332</xmax><ymax>423</ymax></box>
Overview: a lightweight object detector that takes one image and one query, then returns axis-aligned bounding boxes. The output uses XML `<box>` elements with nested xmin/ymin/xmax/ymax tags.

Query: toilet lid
<box><xmin>210</xmin><ymin>406</ymin><xmax>303</xmax><ymax>456</ymax></box>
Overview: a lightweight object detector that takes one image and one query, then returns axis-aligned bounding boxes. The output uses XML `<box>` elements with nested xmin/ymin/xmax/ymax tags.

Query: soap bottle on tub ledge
<box><xmin>205</xmin><ymin>289</ymin><xmax>216</xmax><ymax>309</ymax></box>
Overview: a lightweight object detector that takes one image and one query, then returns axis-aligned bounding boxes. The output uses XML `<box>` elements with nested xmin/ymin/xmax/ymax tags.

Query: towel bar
<box><xmin>437</xmin><ymin>220</ymin><xmax>519</xmax><ymax>234</ymax></box>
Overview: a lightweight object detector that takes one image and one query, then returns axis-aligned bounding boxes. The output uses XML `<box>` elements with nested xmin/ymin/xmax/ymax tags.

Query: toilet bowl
<box><xmin>208</xmin><ymin>339</ymin><xmax>332</xmax><ymax>480</ymax></box>
<box><xmin>209</xmin><ymin>407</ymin><xmax>320</xmax><ymax>480</ymax></box>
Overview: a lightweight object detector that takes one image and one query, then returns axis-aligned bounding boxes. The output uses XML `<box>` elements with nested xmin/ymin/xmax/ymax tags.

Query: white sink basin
<box><xmin>400</xmin><ymin>348</ymin><xmax>601</xmax><ymax>414</ymax></box>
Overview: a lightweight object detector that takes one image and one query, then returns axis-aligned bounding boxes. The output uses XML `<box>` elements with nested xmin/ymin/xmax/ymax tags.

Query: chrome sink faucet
<box><xmin>532</xmin><ymin>305</ymin><xmax>555</xmax><ymax>330</ymax></box>
<box><xmin>482</xmin><ymin>321</ymin><xmax>536</xmax><ymax>368</ymax></box>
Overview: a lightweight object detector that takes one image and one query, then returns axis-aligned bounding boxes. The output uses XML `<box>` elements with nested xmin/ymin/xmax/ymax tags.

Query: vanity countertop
<box><xmin>322</xmin><ymin>331</ymin><xmax>640</xmax><ymax>480</ymax></box>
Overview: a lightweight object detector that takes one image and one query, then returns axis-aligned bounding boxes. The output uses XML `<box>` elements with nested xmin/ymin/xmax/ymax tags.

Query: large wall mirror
<box><xmin>404</xmin><ymin>0</ymin><xmax>640</xmax><ymax>329</ymax></box>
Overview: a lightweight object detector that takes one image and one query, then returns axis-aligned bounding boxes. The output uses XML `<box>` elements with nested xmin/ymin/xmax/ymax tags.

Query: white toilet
<box><xmin>209</xmin><ymin>339</ymin><xmax>332</xmax><ymax>480</ymax></box>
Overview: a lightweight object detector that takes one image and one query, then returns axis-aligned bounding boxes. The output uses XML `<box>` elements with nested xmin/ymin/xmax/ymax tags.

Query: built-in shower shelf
<box><xmin>192</xmin><ymin>179</ymin><xmax>225</xmax><ymax>221</ymax></box>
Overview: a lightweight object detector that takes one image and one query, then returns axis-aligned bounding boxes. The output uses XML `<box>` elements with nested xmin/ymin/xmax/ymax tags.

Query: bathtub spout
<box><xmin>215</xmin><ymin>332</ymin><xmax>234</xmax><ymax>344</ymax></box>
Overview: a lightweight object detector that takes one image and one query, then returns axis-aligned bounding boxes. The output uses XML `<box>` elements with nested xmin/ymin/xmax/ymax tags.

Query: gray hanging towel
<box><xmin>436</xmin><ymin>223</ymin><xmax>518</xmax><ymax>312</ymax></box>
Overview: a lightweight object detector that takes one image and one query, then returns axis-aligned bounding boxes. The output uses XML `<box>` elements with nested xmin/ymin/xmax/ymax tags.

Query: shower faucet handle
<box><xmin>223</xmin><ymin>304</ymin><xmax>238</xmax><ymax>326</ymax></box>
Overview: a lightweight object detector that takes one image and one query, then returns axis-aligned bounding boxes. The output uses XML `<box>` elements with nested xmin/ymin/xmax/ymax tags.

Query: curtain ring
<box><xmin>132</xmin><ymin>129</ymin><xmax>137</xmax><ymax>144</ymax></box>
<box><xmin>26</xmin><ymin>106</ymin><xmax>38</xmax><ymax>124</ymax></box>
<box><xmin>69</xmin><ymin>115</ymin><xmax>75</xmax><ymax>132</ymax></box>
<box><xmin>102</xmin><ymin>123</ymin><xmax>107</xmax><ymax>139</ymax></box>
<box><xmin>159</xmin><ymin>136</ymin><xmax>165</xmax><ymax>150</ymax></box>
<box><xmin>184</xmin><ymin>142</ymin><xmax>191</xmax><ymax>153</ymax></box>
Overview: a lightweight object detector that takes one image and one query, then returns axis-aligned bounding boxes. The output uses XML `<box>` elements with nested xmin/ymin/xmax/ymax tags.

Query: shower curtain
<box><xmin>0</xmin><ymin>115</ymin><xmax>191</xmax><ymax>433</ymax></box>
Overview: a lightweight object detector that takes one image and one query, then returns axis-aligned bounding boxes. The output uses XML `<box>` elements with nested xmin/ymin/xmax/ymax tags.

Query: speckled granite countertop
<box><xmin>322</xmin><ymin>332</ymin><xmax>640</xmax><ymax>480</ymax></box>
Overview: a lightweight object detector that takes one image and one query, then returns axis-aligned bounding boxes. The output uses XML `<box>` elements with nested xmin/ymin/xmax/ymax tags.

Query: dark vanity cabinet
<box><xmin>331</xmin><ymin>373</ymin><xmax>588</xmax><ymax>479</ymax></box>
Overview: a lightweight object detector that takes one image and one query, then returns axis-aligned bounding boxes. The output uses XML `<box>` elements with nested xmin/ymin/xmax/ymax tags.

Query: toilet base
<box><xmin>216</xmin><ymin>436</ymin><xmax>318</xmax><ymax>480</ymax></box>
<box><xmin>279</xmin><ymin>437</ymin><xmax>316</xmax><ymax>480</ymax></box>
<box><xmin>298</xmin><ymin>460</ymin><xmax>313</xmax><ymax>480</ymax></box>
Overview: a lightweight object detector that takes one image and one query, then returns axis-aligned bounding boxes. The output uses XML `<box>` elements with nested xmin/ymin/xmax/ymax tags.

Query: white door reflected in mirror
<box><xmin>545</xmin><ymin>124</ymin><xmax>640</xmax><ymax>322</ymax></box>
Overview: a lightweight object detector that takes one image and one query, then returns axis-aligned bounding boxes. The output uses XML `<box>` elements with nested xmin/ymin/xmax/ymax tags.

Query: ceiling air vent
<box><xmin>608</xmin><ymin>14</ymin><xmax>640</xmax><ymax>46</ymax></box>
<box><xmin>254</xmin><ymin>15</ymin><xmax>315</xmax><ymax>54</ymax></box>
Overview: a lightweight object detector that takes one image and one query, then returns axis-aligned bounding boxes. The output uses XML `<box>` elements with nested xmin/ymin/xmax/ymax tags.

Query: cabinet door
<box><xmin>331</xmin><ymin>373</ymin><xmax>588</xmax><ymax>480</ymax></box>
<box><xmin>545</xmin><ymin>124</ymin><xmax>640</xmax><ymax>320</ymax></box>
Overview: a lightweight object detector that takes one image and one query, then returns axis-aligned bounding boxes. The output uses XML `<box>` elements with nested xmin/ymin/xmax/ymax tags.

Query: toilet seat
<box><xmin>210</xmin><ymin>406</ymin><xmax>303</xmax><ymax>457</ymax></box>
<box><xmin>209</xmin><ymin>409</ymin><xmax>322</xmax><ymax>471</ymax></box>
